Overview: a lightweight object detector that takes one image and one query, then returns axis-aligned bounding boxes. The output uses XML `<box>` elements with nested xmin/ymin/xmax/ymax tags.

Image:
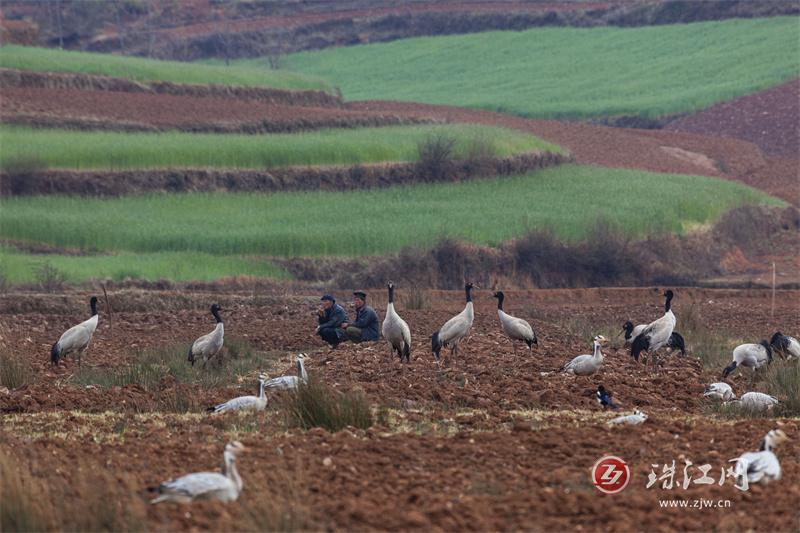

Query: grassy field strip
<box><xmin>0</xmin><ymin>44</ymin><xmax>330</xmax><ymax>91</ymax></box>
<box><xmin>0</xmin><ymin>166</ymin><xmax>782</xmax><ymax>261</ymax></box>
<box><xmin>279</xmin><ymin>17</ymin><xmax>800</xmax><ymax>119</ymax></box>
<box><xmin>0</xmin><ymin>247</ymin><xmax>289</xmax><ymax>284</ymax></box>
<box><xmin>0</xmin><ymin>124</ymin><xmax>556</xmax><ymax>170</ymax></box>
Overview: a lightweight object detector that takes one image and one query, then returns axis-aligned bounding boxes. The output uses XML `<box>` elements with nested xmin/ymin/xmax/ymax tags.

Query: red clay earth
<box><xmin>0</xmin><ymin>86</ymin><xmax>436</xmax><ymax>133</ymax></box>
<box><xmin>2</xmin><ymin>287</ymin><xmax>799</xmax><ymax>531</ymax></box>
<box><xmin>666</xmin><ymin>78</ymin><xmax>800</xmax><ymax>159</ymax></box>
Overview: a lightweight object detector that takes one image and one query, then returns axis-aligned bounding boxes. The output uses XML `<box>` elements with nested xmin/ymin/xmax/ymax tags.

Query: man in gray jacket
<box><xmin>341</xmin><ymin>291</ymin><xmax>380</xmax><ymax>343</ymax></box>
<box><xmin>316</xmin><ymin>295</ymin><xmax>348</xmax><ymax>347</ymax></box>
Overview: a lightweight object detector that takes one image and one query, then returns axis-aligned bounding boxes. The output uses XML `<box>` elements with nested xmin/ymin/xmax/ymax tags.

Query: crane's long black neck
<box><xmin>90</xmin><ymin>298</ymin><xmax>98</xmax><ymax>316</ymax></box>
<box><xmin>664</xmin><ymin>293</ymin><xmax>673</xmax><ymax>312</ymax></box>
<box><xmin>212</xmin><ymin>308</ymin><xmax>223</xmax><ymax>323</ymax></box>
<box><xmin>496</xmin><ymin>293</ymin><xmax>504</xmax><ymax>310</ymax></box>
<box><xmin>465</xmin><ymin>286</ymin><xmax>473</xmax><ymax>303</ymax></box>
<box><xmin>759</xmin><ymin>438</ymin><xmax>770</xmax><ymax>452</ymax></box>
<box><xmin>387</xmin><ymin>285</ymin><xmax>394</xmax><ymax>304</ymax></box>
<box><xmin>623</xmin><ymin>322</ymin><xmax>633</xmax><ymax>339</ymax></box>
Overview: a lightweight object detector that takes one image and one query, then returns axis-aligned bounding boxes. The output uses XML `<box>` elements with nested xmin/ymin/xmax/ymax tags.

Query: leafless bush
<box><xmin>282</xmin><ymin>375</ymin><xmax>373</xmax><ymax>432</ymax></box>
<box><xmin>402</xmin><ymin>286</ymin><xmax>430</xmax><ymax>310</ymax></box>
<box><xmin>416</xmin><ymin>134</ymin><xmax>456</xmax><ymax>181</ymax></box>
<box><xmin>0</xmin><ymin>156</ymin><xmax>48</xmax><ymax>195</ymax></box>
<box><xmin>35</xmin><ymin>263</ymin><xmax>67</xmax><ymax>293</ymax></box>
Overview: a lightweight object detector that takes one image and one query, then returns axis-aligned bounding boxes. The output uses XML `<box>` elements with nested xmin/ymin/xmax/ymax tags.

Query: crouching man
<box><xmin>316</xmin><ymin>294</ymin><xmax>347</xmax><ymax>348</ymax></box>
<box><xmin>341</xmin><ymin>291</ymin><xmax>380</xmax><ymax>343</ymax></box>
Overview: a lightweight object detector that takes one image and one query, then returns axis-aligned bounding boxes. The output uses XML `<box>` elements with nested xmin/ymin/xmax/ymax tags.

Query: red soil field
<box><xmin>2</xmin><ymin>287</ymin><xmax>798</xmax><ymax>531</ymax></box>
<box><xmin>666</xmin><ymin>78</ymin><xmax>800</xmax><ymax>159</ymax></box>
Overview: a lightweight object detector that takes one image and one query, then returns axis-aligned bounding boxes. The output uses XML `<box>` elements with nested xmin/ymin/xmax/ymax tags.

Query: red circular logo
<box><xmin>591</xmin><ymin>455</ymin><xmax>630</xmax><ymax>494</ymax></box>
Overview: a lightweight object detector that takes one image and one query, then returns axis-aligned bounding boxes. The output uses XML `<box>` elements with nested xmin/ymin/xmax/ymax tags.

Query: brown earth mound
<box><xmin>666</xmin><ymin>78</ymin><xmax>800</xmax><ymax>159</ymax></box>
<box><xmin>0</xmin><ymin>86</ymin><xmax>437</xmax><ymax>134</ymax></box>
<box><xmin>0</xmin><ymin>68</ymin><xmax>341</xmax><ymax>107</ymax></box>
<box><xmin>0</xmin><ymin>151</ymin><xmax>569</xmax><ymax>197</ymax></box>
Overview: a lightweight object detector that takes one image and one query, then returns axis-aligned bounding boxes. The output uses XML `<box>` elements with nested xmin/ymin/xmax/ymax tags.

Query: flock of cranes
<box><xmin>46</xmin><ymin>284</ymin><xmax>796</xmax><ymax>503</ymax></box>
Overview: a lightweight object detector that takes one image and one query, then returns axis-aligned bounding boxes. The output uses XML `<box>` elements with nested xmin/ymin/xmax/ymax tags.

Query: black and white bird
<box><xmin>207</xmin><ymin>374</ymin><xmax>268</xmax><ymax>413</ymax></box>
<box><xmin>703</xmin><ymin>382</ymin><xmax>735</xmax><ymax>401</ymax></box>
<box><xmin>770</xmin><ymin>331</ymin><xmax>800</xmax><ymax>360</ymax></box>
<box><xmin>188</xmin><ymin>304</ymin><xmax>224</xmax><ymax>368</ymax></box>
<box><xmin>382</xmin><ymin>282</ymin><xmax>412</xmax><ymax>363</ymax></box>
<box><xmin>621</xmin><ymin>321</ymin><xmax>647</xmax><ymax>346</ymax></box>
<box><xmin>624</xmin><ymin>320</ymin><xmax>685</xmax><ymax>356</ymax></box>
<box><xmin>150</xmin><ymin>441</ymin><xmax>246</xmax><ymax>504</ymax></box>
<box><xmin>596</xmin><ymin>385</ymin><xmax>619</xmax><ymax>409</ymax></box>
<box><xmin>722</xmin><ymin>341</ymin><xmax>772</xmax><ymax>382</ymax></box>
<box><xmin>563</xmin><ymin>335</ymin><xmax>607</xmax><ymax>376</ymax></box>
<box><xmin>265</xmin><ymin>353</ymin><xmax>308</xmax><ymax>391</ymax></box>
<box><xmin>431</xmin><ymin>283</ymin><xmax>475</xmax><ymax>364</ymax></box>
<box><xmin>607</xmin><ymin>409</ymin><xmax>647</xmax><ymax>425</ymax></box>
<box><xmin>630</xmin><ymin>290</ymin><xmax>676</xmax><ymax>370</ymax></box>
<box><xmin>733</xmin><ymin>429</ymin><xmax>788</xmax><ymax>486</ymax></box>
<box><xmin>493</xmin><ymin>291</ymin><xmax>537</xmax><ymax>355</ymax></box>
<box><xmin>51</xmin><ymin>296</ymin><xmax>99</xmax><ymax>366</ymax></box>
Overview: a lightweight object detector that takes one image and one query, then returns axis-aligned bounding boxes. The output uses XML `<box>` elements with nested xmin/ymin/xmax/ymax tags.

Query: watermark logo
<box><xmin>591</xmin><ymin>455</ymin><xmax>630</xmax><ymax>494</ymax></box>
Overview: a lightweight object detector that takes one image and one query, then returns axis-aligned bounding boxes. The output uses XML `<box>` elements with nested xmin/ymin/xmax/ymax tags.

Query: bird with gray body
<box><xmin>493</xmin><ymin>291</ymin><xmax>537</xmax><ymax>355</ymax></box>
<box><xmin>150</xmin><ymin>441</ymin><xmax>246</xmax><ymax>504</ymax></box>
<box><xmin>382</xmin><ymin>282</ymin><xmax>412</xmax><ymax>363</ymax></box>
<box><xmin>630</xmin><ymin>290</ymin><xmax>677</xmax><ymax>371</ymax></box>
<box><xmin>207</xmin><ymin>374</ymin><xmax>268</xmax><ymax>413</ymax></box>
<box><xmin>722</xmin><ymin>341</ymin><xmax>772</xmax><ymax>383</ymax></box>
<box><xmin>770</xmin><ymin>332</ymin><xmax>800</xmax><ymax>360</ymax></box>
<box><xmin>188</xmin><ymin>304</ymin><xmax>224</xmax><ymax>368</ymax></box>
<box><xmin>608</xmin><ymin>409</ymin><xmax>648</xmax><ymax>425</ymax></box>
<box><xmin>734</xmin><ymin>429</ymin><xmax>788</xmax><ymax>486</ymax></box>
<box><xmin>51</xmin><ymin>296</ymin><xmax>98</xmax><ymax>366</ymax></box>
<box><xmin>563</xmin><ymin>335</ymin><xmax>607</xmax><ymax>376</ymax></box>
<box><xmin>265</xmin><ymin>353</ymin><xmax>308</xmax><ymax>391</ymax></box>
<box><xmin>731</xmin><ymin>392</ymin><xmax>779</xmax><ymax>411</ymax></box>
<box><xmin>703</xmin><ymin>382</ymin><xmax>735</xmax><ymax>401</ymax></box>
<box><xmin>431</xmin><ymin>283</ymin><xmax>475</xmax><ymax>364</ymax></box>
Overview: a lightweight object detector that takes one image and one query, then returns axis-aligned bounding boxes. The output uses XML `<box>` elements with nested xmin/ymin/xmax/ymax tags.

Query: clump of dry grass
<box><xmin>282</xmin><ymin>375</ymin><xmax>373</xmax><ymax>432</ymax></box>
<box><xmin>0</xmin><ymin>352</ymin><xmax>33</xmax><ymax>390</ymax></box>
<box><xmin>0</xmin><ymin>449</ymin><xmax>145</xmax><ymax>532</ymax></box>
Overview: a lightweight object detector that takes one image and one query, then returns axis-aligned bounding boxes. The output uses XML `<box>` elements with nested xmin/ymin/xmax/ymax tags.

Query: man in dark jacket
<box><xmin>341</xmin><ymin>291</ymin><xmax>380</xmax><ymax>343</ymax></box>
<box><xmin>316</xmin><ymin>295</ymin><xmax>347</xmax><ymax>347</ymax></box>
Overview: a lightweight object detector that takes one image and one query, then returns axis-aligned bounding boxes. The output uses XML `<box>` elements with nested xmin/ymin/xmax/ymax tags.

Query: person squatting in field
<box><xmin>316</xmin><ymin>292</ymin><xmax>380</xmax><ymax>347</ymax></box>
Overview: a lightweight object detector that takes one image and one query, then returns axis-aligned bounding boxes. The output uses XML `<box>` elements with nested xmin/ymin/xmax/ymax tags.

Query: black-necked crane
<box><xmin>630</xmin><ymin>289</ymin><xmax>676</xmax><ymax>371</ymax></box>
<box><xmin>431</xmin><ymin>282</ymin><xmax>475</xmax><ymax>364</ymax></box>
<box><xmin>51</xmin><ymin>296</ymin><xmax>98</xmax><ymax>366</ymax></box>
<box><xmin>493</xmin><ymin>291</ymin><xmax>537</xmax><ymax>355</ymax></box>
<box><xmin>187</xmin><ymin>304</ymin><xmax>224</xmax><ymax>368</ymax></box>
<box><xmin>382</xmin><ymin>282</ymin><xmax>412</xmax><ymax>363</ymax></box>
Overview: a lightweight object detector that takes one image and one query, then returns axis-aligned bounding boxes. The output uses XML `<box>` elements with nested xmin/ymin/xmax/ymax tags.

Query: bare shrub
<box><xmin>0</xmin><ymin>352</ymin><xmax>33</xmax><ymax>390</ymax></box>
<box><xmin>0</xmin><ymin>451</ymin><xmax>47</xmax><ymax>531</ymax></box>
<box><xmin>0</xmin><ymin>156</ymin><xmax>48</xmax><ymax>195</ymax></box>
<box><xmin>283</xmin><ymin>375</ymin><xmax>373</xmax><ymax>432</ymax></box>
<box><xmin>416</xmin><ymin>134</ymin><xmax>456</xmax><ymax>181</ymax></box>
<box><xmin>35</xmin><ymin>263</ymin><xmax>67</xmax><ymax>293</ymax></box>
<box><xmin>0</xmin><ymin>270</ymin><xmax>9</xmax><ymax>294</ymax></box>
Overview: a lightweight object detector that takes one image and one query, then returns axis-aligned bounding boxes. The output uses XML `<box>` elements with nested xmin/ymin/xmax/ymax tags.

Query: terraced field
<box><xmin>281</xmin><ymin>17</ymin><xmax>800</xmax><ymax>119</ymax></box>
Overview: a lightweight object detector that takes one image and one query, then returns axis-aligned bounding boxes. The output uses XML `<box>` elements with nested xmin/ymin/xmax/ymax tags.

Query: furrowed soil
<box><xmin>2</xmin><ymin>287</ymin><xmax>798</xmax><ymax>531</ymax></box>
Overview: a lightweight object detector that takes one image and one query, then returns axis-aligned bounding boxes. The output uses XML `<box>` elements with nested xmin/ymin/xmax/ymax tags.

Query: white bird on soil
<box><xmin>188</xmin><ymin>303</ymin><xmax>224</xmax><ymax>368</ymax></box>
<box><xmin>734</xmin><ymin>392</ymin><xmax>779</xmax><ymax>411</ymax></box>
<box><xmin>207</xmin><ymin>374</ymin><xmax>268</xmax><ymax>413</ymax></box>
<box><xmin>150</xmin><ymin>441</ymin><xmax>246</xmax><ymax>504</ymax></box>
<box><xmin>631</xmin><ymin>289</ymin><xmax>676</xmax><ymax>371</ymax></box>
<box><xmin>733</xmin><ymin>429</ymin><xmax>788</xmax><ymax>486</ymax></box>
<box><xmin>770</xmin><ymin>331</ymin><xmax>800</xmax><ymax>360</ymax></box>
<box><xmin>722</xmin><ymin>341</ymin><xmax>773</xmax><ymax>384</ymax></box>
<box><xmin>703</xmin><ymin>382</ymin><xmax>735</xmax><ymax>401</ymax></box>
<box><xmin>431</xmin><ymin>283</ymin><xmax>475</xmax><ymax>364</ymax></box>
<box><xmin>493</xmin><ymin>291</ymin><xmax>537</xmax><ymax>355</ymax></box>
<box><xmin>382</xmin><ymin>281</ymin><xmax>412</xmax><ymax>363</ymax></box>
<box><xmin>608</xmin><ymin>409</ymin><xmax>648</xmax><ymax>426</ymax></box>
<box><xmin>265</xmin><ymin>353</ymin><xmax>308</xmax><ymax>391</ymax></box>
<box><xmin>51</xmin><ymin>296</ymin><xmax>99</xmax><ymax>366</ymax></box>
<box><xmin>563</xmin><ymin>335</ymin><xmax>607</xmax><ymax>376</ymax></box>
